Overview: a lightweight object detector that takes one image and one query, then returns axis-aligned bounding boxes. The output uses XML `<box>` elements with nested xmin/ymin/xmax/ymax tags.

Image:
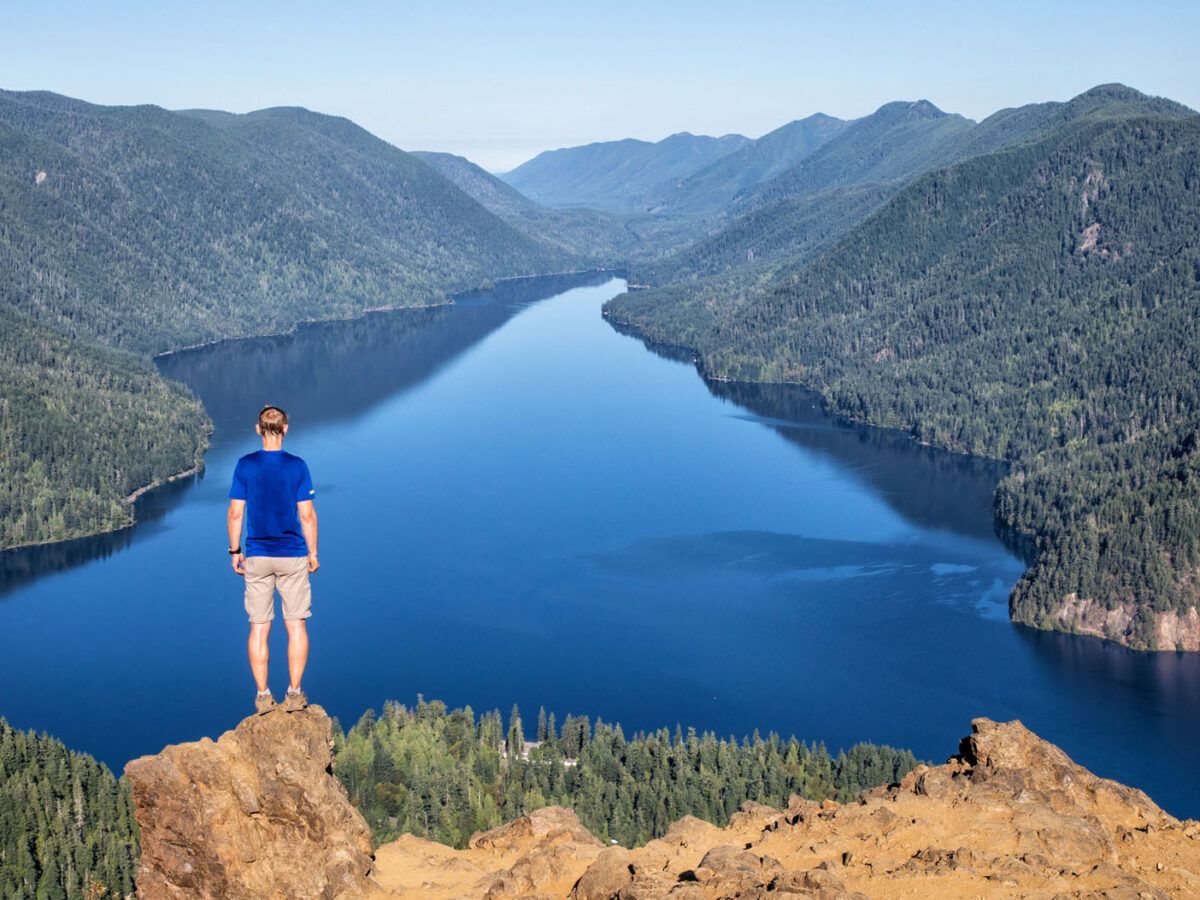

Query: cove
<box><xmin>2</xmin><ymin>274</ymin><xmax>1198</xmax><ymax>817</ymax></box>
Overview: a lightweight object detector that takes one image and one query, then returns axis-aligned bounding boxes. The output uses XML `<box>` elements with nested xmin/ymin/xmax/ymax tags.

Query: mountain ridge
<box><xmin>500</xmin><ymin>130</ymin><xmax>751</xmax><ymax>210</ymax></box>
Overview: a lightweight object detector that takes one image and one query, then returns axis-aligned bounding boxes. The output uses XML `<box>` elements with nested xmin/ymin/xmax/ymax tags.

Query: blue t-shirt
<box><xmin>228</xmin><ymin>450</ymin><xmax>315</xmax><ymax>557</ymax></box>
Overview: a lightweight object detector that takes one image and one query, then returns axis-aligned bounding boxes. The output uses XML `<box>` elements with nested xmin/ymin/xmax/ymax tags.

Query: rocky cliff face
<box><xmin>128</xmin><ymin>714</ymin><xmax>1200</xmax><ymax>898</ymax></box>
<box><xmin>1050</xmin><ymin>593</ymin><xmax>1200</xmax><ymax>652</ymax></box>
<box><xmin>125</xmin><ymin>706</ymin><xmax>375</xmax><ymax>899</ymax></box>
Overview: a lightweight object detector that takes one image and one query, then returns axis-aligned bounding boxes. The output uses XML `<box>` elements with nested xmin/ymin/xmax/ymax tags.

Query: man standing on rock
<box><xmin>226</xmin><ymin>405</ymin><xmax>318</xmax><ymax>714</ymax></box>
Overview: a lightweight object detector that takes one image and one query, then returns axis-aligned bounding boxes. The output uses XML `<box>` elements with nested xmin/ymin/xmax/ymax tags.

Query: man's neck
<box><xmin>261</xmin><ymin>438</ymin><xmax>284</xmax><ymax>452</ymax></box>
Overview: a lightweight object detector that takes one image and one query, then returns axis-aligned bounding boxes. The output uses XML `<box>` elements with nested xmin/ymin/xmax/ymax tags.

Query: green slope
<box><xmin>607</xmin><ymin>88</ymin><xmax>1200</xmax><ymax>649</ymax></box>
<box><xmin>500</xmin><ymin>131</ymin><xmax>750</xmax><ymax>210</ymax></box>
<box><xmin>0</xmin><ymin>90</ymin><xmax>571</xmax><ymax>354</ymax></box>
<box><xmin>413</xmin><ymin>150</ymin><xmax>643</xmax><ymax>261</ymax></box>
<box><xmin>0</xmin><ymin>305</ymin><xmax>210</xmax><ymax>548</ymax></box>
<box><xmin>635</xmin><ymin>100</ymin><xmax>978</xmax><ymax>285</ymax></box>
<box><xmin>654</xmin><ymin>113</ymin><xmax>849</xmax><ymax>215</ymax></box>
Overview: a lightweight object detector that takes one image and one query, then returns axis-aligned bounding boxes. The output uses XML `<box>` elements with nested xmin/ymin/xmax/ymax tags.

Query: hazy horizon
<box><xmin>4</xmin><ymin>1</ymin><xmax>1198</xmax><ymax>171</ymax></box>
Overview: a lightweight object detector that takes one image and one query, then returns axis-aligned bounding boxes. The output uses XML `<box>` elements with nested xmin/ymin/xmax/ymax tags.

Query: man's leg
<box><xmin>284</xmin><ymin>618</ymin><xmax>309</xmax><ymax>690</ymax></box>
<box><xmin>248</xmin><ymin>622</ymin><xmax>271</xmax><ymax>692</ymax></box>
<box><xmin>243</xmin><ymin>556</ymin><xmax>278</xmax><ymax>712</ymax></box>
<box><xmin>278</xmin><ymin>557</ymin><xmax>312</xmax><ymax>710</ymax></box>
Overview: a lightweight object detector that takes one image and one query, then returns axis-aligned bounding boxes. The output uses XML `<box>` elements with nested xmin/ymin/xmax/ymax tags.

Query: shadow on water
<box><xmin>706</xmin><ymin>381</ymin><xmax>1008</xmax><ymax>545</ymax></box>
<box><xmin>0</xmin><ymin>271</ymin><xmax>616</xmax><ymax>596</ymax></box>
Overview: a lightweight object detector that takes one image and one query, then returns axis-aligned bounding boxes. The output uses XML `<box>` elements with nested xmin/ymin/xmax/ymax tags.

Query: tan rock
<box><xmin>370</xmin><ymin>717</ymin><xmax>1200</xmax><ymax>898</ymax></box>
<box><xmin>126</xmin><ymin>706</ymin><xmax>375</xmax><ymax>899</ymax></box>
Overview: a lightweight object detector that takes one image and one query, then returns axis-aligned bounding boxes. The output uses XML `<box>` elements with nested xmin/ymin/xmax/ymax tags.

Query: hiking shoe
<box><xmin>283</xmin><ymin>688</ymin><xmax>308</xmax><ymax>713</ymax></box>
<box><xmin>255</xmin><ymin>692</ymin><xmax>277</xmax><ymax>715</ymax></box>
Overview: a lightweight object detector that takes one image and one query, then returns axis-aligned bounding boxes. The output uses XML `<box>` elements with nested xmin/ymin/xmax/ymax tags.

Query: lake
<box><xmin>3</xmin><ymin>274</ymin><xmax>1198</xmax><ymax>816</ymax></box>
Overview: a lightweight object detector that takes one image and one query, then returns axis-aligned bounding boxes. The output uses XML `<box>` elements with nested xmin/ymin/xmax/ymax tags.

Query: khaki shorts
<box><xmin>243</xmin><ymin>556</ymin><xmax>312</xmax><ymax>623</ymax></box>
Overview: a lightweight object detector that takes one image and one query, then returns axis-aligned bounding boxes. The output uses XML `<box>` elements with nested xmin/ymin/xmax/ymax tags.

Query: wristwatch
<box><xmin>228</xmin><ymin>546</ymin><xmax>241</xmax><ymax>555</ymax></box>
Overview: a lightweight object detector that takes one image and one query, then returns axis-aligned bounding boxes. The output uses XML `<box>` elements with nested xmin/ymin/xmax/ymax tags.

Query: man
<box><xmin>226</xmin><ymin>405</ymin><xmax>319</xmax><ymax>714</ymax></box>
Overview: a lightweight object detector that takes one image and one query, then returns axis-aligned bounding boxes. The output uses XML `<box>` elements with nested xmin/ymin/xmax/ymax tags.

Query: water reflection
<box><xmin>607</xmin><ymin>323</ymin><xmax>1009</xmax><ymax>545</ymax></box>
<box><xmin>0</xmin><ymin>474</ymin><xmax>197</xmax><ymax>600</ymax></box>
<box><xmin>158</xmin><ymin>272</ymin><xmax>618</xmax><ymax>432</ymax></box>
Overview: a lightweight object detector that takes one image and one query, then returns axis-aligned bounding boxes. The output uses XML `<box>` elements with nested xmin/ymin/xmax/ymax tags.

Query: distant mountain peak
<box><xmin>1070</xmin><ymin>83</ymin><xmax>1148</xmax><ymax>104</ymax></box>
<box><xmin>1061</xmin><ymin>82</ymin><xmax>1196</xmax><ymax>120</ymax></box>
<box><xmin>872</xmin><ymin>99</ymin><xmax>948</xmax><ymax>120</ymax></box>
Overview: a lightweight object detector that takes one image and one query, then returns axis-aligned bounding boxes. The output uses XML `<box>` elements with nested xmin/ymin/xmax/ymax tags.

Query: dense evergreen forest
<box><xmin>0</xmin><ymin>89</ymin><xmax>594</xmax><ymax>549</ymax></box>
<box><xmin>606</xmin><ymin>87</ymin><xmax>1200</xmax><ymax>648</ymax></box>
<box><xmin>0</xmin><ymin>719</ymin><xmax>138</xmax><ymax>900</ymax></box>
<box><xmin>333</xmin><ymin>698</ymin><xmax>920</xmax><ymax>849</ymax></box>
<box><xmin>0</xmin><ymin>306</ymin><xmax>209</xmax><ymax>548</ymax></box>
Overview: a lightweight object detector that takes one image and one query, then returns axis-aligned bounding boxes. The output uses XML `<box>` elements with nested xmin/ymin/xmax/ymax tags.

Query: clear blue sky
<box><xmin>3</xmin><ymin>0</ymin><xmax>1197</xmax><ymax>171</ymax></box>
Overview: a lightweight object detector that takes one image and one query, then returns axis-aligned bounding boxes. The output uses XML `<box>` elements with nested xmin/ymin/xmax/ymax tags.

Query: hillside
<box><xmin>500</xmin><ymin>131</ymin><xmax>749</xmax><ymax>210</ymax></box>
<box><xmin>653</xmin><ymin>113</ymin><xmax>848</xmax><ymax>215</ymax></box>
<box><xmin>606</xmin><ymin>86</ymin><xmax>1200</xmax><ymax>650</ymax></box>
<box><xmin>740</xmin><ymin>99</ymin><xmax>973</xmax><ymax>210</ymax></box>
<box><xmin>0</xmin><ymin>90</ymin><xmax>573</xmax><ymax>353</ymax></box>
<box><xmin>0</xmin><ymin>89</ymin><xmax>579</xmax><ymax>549</ymax></box>
<box><xmin>124</xmin><ymin>708</ymin><xmax>1200</xmax><ymax>898</ymax></box>
<box><xmin>636</xmin><ymin>99</ymin><xmax>978</xmax><ymax>284</ymax></box>
<box><xmin>0</xmin><ymin>306</ymin><xmax>209</xmax><ymax>548</ymax></box>
<box><xmin>413</xmin><ymin>150</ymin><xmax>642</xmax><ymax>260</ymax></box>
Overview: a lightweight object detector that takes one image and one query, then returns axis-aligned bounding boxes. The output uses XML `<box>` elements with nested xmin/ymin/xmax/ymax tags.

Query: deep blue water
<box><xmin>2</xmin><ymin>274</ymin><xmax>1198</xmax><ymax>816</ymax></box>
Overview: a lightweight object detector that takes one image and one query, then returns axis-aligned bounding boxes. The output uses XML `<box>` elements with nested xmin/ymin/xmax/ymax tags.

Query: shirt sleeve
<box><xmin>296</xmin><ymin>461</ymin><xmax>315</xmax><ymax>501</ymax></box>
<box><xmin>228</xmin><ymin>460</ymin><xmax>248</xmax><ymax>500</ymax></box>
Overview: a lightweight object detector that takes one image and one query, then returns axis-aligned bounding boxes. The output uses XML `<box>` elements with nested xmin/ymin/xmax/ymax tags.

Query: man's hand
<box><xmin>231</xmin><ymin>552</ymin><xmax>246</xmax><ymax>575</ymax></box>
<box><xmin>307</xmin><ymin>553</ymin><xmax>320</xmax><ymax>574</ymax></box>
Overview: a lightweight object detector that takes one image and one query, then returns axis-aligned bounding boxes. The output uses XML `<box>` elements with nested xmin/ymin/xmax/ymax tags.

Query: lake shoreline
<box><xmin>153</xmin><ymin>268</ymin><xmax>624</xmax><ymax>361</ymax></box>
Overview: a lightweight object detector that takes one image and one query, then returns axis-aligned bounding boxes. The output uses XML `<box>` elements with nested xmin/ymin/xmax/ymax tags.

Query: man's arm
<box><xmin>298</xmin><ymin>500</ymin><xmax>319</xmax><ymax>573</ymax></box>
<box><xmin>227</xmin><ymin>499</ymin><xmax>246</xmax><ymax>574</ymax></box>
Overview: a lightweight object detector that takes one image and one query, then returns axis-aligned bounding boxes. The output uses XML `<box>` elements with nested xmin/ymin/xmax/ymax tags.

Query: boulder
<box><xmin>126</xmin><ymin>706</ymin><xmax>375</xmax><ymax>899</ymax></box>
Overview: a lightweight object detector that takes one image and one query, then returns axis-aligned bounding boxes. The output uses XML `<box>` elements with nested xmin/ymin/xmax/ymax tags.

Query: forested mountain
<box><xmin>740</xmin><ymin>99</ymin><xmax>973</xmax><ymax>210</ymax></box>
<box><xmin>0</xmin><ymin>89</ymin><xmax>591</xmax><ymax>549</ymax></box>
<box><xmin>413</xmin><ymin>150</ymin><xmax>641</xmax><ymax>260</ymax></box>
<box><xmin>634</xmin><ymin>99</ymin><xmax>979</xmax><ymax>284</ymax></box>
<box><xmin>500</xmin><ymin>131</ymin><xmax>750</xmax><ymax>210</ymax></box>
<box><xmin>606</xmin><ymin>86</ymin><xmax>1200</xmax><ymax>650</ymax></box>
<box><xmin>335</xmin><ymin>698</ymin><xmax>919</xmax><ymax>849</ymax></box>
<box><xmin>653</xmin><ymin>113</ymin><xmax>848</xmax><ymax>215</ymax></box>
<box><xmin>635</xmin><ymin>86</ymin><xmax>1197</xmax><ymax>293</ymax></box>
<box><xmin>0</xmin><ymin>90</ymin><xmax>574</xmax><ymax>353</ymax></box>
<box><xmin>0</xmin><ymin>718</ymin><xmax>138</xmax><ymax>899</ymax></box>
<box><xmin>549</xmin><ymin>93</ymin><xmax>1182</xmax><ymax>289</ymax></box>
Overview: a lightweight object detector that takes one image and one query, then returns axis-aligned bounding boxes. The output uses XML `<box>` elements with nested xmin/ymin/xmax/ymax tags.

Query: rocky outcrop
<box><xmin>125</xmin><ymin>706</ymin><xmax>375</xmax><ymax>899</ymax></box>
<box><xmin>126</xmin><ymin>714</ymin><xmax>1199</xmax><ymax>897</ymax></box>
<box><xmin>371</xmin><ymin>718</ymin><xmax>1200</xmax><ymax>898</ymax></box>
